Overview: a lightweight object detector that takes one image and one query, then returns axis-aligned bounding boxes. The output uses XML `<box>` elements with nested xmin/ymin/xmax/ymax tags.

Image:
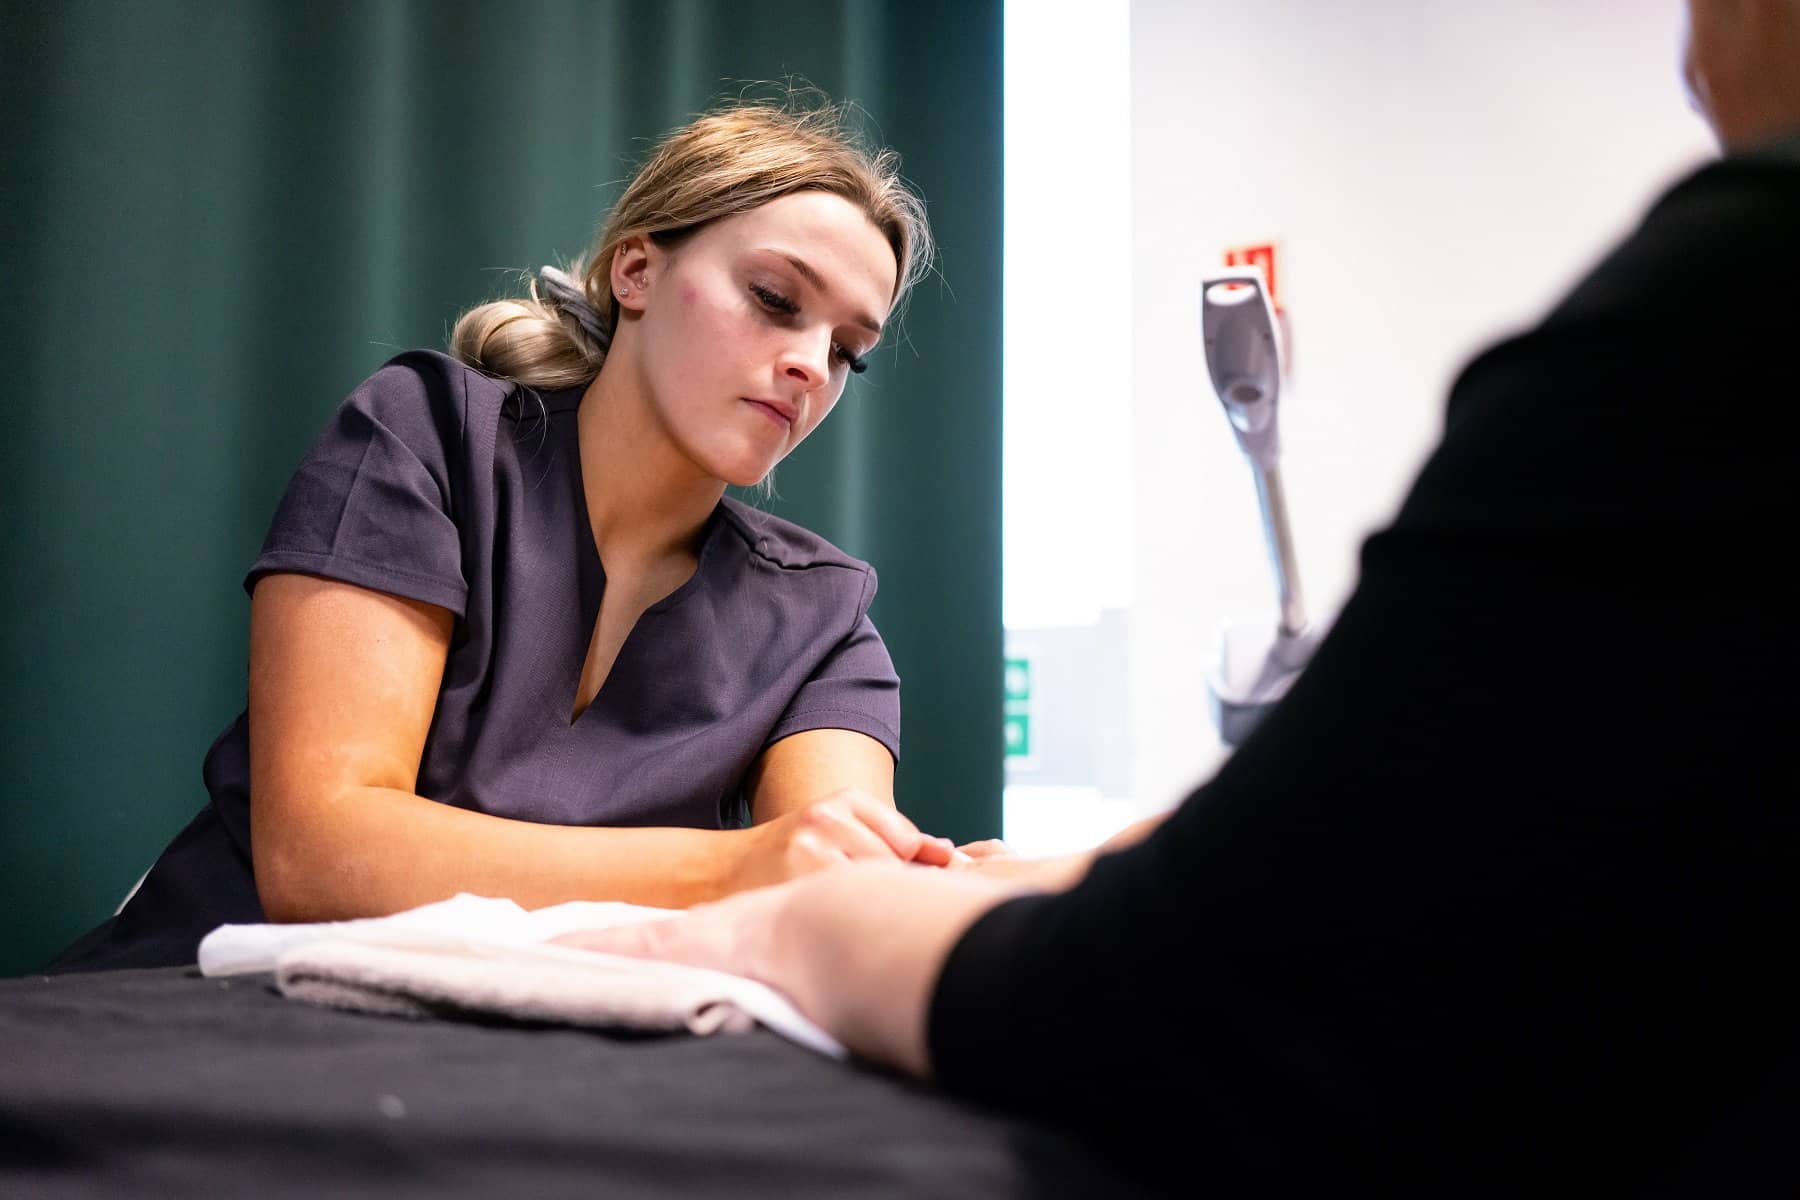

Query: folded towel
<box><xmin>198</xmin><ymin>894</ymin><xmax>842</xmax><ymax>1057</ymax></box>
<box><xmin>198</xmin><ymin>893</ymin><xmax>670</xmax><ymax>975</ymax></box>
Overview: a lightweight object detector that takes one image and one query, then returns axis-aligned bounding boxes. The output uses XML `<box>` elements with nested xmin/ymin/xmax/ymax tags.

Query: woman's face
<box><xmin>624</xmin><ymin>190</ymin><xmax>899</xmax><ymax>488</ymax></box>
<box><xmin>1681</xmin><ymin>0</ymin><xmax>1800</xmax><ymax>149</ymax></box>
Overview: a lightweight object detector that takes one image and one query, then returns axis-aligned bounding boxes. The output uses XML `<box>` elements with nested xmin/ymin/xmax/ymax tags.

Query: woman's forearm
<box><xmin>252</xmin><ymin>784</ymin><xmax>755</xmax><ymax>922</ymax></box>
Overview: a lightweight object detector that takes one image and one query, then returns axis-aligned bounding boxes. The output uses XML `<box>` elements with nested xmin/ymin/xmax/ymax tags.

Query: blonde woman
<box><xmin>56</xmin><ymin>98</ymin><xmax>956</xmax><ymax>971</ymax></box>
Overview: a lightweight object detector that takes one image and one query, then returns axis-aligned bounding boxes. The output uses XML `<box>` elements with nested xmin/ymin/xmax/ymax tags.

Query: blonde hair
<box><xmin>452</xmin><ymin>95</ymin><xmax>934</xmax><ymax>391</ymax></box>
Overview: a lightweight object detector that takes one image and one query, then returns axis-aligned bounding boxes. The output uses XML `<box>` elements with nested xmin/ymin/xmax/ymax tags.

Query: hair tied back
<box><xmin>536</xmin><ymin>265</ymin><xmax>611</xmax><ymax>353</ymax></box>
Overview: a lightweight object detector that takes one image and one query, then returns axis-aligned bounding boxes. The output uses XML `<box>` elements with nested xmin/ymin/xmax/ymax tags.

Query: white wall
<box><xmin>1125</xmin><ymin>0</ymin><xmax>1716</xmax><ymax>812</ymax></box>
<box><xmin>1002</xmin><ymin>0</ymin><xmax>1138</xmax><ymax>854</ymax></box>
<box><xmin>1003</xmin><ymin>0</ymin><xmax>1135</xmax><ymax>631</ymax></box>
<box><xmin>1003</xmin><ymin>0</ymin><xmax>1718</xmax><ymax>847</ymax></box>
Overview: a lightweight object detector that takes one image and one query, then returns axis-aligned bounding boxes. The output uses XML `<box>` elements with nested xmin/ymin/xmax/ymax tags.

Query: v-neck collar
<box><xmin>560</xmin><ymin>395</ymin><xmax>725</xmax><ymax>724</ymax></box>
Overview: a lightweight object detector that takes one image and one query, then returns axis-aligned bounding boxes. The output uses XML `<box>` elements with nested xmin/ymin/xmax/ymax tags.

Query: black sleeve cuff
<box><xmin>925</xmin><ymin>890</ymin><xmax>1058</xmax><ymax>1096</ymax></box>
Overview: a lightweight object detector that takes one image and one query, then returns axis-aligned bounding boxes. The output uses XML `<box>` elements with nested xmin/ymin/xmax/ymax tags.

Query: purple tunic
<box><xmin>54</xmin><ymin>351</ymin><xmax>899</xmax><ymax>971</ymax></box>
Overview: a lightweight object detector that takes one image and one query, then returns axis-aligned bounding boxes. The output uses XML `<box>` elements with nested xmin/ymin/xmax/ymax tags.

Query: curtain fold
<box><xmin>0</xmin><ymin>0</ymin><xmax>1001</xmax><ymax>975</ymax></box>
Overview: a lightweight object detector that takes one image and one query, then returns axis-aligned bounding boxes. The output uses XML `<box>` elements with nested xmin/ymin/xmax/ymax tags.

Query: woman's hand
<box><xmin>730</xmin><ymin>787</ymin><xmax>960</xmax><ymax>892</ymax></box>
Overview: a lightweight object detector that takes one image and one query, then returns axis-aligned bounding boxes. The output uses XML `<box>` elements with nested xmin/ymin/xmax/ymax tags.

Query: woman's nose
<box><xmin>778</xmin><ymin>328</ymin><xmax>832</xmax><ymax>391</ymax></box>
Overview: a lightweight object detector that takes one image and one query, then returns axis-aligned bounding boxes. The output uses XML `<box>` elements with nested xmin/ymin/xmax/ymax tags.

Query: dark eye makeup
<box><xmin>750</xmin><ymin>283</ymin><xmax>870</xmax><ymax>374</ymax></box>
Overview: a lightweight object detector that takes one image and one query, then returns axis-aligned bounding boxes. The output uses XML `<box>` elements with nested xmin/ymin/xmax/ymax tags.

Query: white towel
<box><xmin>197</xmin><ymin>894</ymin><xmax>842</xmax><ymax>1058</ymax></box>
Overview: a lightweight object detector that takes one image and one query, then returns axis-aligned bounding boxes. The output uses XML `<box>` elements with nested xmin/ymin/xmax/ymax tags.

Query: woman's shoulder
<box><xmin>320</xmin><ymin>350</ymin><xmax>538</xmax><ymax>480</ymax></box>
<box><xmin>342</xmin><ymin>349</ymin><xmax>519</xmax><ymax>430</ymax></box>
<box><xmin>716</xmin><ymin>498</ymin><xmax>876</xmax><ymax>582</ymax></box>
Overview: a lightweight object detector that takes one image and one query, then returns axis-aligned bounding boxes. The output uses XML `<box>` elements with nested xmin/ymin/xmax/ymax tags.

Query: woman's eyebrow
<box><xmin>773</xmin><ymin>251</ymin><xmax>884</xmax><ymax>337</ymax></box>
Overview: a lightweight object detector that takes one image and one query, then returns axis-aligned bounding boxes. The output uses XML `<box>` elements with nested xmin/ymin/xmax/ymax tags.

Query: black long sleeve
<box><xmin>930</xmin><ymin>157</ymin><xmax>1800</xmax><ymax>1196</ymax></box>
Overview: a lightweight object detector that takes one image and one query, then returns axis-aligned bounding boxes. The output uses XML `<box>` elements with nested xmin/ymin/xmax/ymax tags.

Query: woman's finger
<box><xmin>837</xmin><ymin>791</ymin><xmax>938</xmax><ymax>861</ymax></box>
<box><xmin>910</xmin><ymin>836</ymin><xmax>960</xmax><ymax>867</ymax></box>
<box><xmin>807</xmin><ymin>802</ymin><xmax>908</xmax><ymax>861</ymax></box>
<box><xmin>789</xmin><ymin>822</ymin><xmax>861</xmax><ymax>871</ymax></box>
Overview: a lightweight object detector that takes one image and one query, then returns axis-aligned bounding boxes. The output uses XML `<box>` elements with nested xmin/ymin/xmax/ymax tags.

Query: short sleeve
<box><xmin>245</xmin><ymin>354</ymin><xmax>470</xmax><ymax>616</ymax></box>
<box><xmin>765</xmin><ymin>573</ymin><xmax>901</xmax><ymax>761</ymax></box>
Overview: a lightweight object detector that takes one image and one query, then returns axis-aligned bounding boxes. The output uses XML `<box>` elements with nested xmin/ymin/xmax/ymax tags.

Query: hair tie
<box><xmin>537</xmin><ymin>264</ymin><xmax>611</xmax><ymax>352</ymax></box>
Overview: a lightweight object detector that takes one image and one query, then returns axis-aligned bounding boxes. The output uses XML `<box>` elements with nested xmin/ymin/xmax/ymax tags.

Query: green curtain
<box><xmin>0</xmin><ymin>0</ymin><xmax>1002</xmax><ymax>976</ymax></box>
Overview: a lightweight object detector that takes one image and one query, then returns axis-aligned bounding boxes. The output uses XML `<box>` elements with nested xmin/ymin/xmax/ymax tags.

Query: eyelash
<box><xmin>749</xmin><ymin>283</ymin><xmax>869</xmax><ymax>375</ymax></box>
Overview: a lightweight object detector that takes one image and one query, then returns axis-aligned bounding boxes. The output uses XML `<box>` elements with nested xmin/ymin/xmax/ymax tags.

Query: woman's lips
<box><xmin>743</xmin><ymin>398</ymin><xmax>797</xmax><ymax>429</ymax></box>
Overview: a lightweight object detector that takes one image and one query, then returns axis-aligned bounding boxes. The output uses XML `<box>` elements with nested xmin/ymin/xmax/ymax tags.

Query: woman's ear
<box><xmin>610</xmin><ymin>237</ymin><xmax>656</xmax><ymax>312</ymax></box>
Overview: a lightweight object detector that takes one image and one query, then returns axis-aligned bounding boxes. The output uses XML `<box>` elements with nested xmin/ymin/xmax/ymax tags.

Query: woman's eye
<box><xmin>752</xmin><ymin>281</ymin><xmax>868</xmax><ymax>374</ymax></box>
<box><xmin>750</xmin><ymin>283</ymin><xmax>798</xmax><ymax>315</ymax></box>
<box><xmin>834</xmin><ymin>344</ymin><xmax>869</xmax><ymax>375</ymax></box>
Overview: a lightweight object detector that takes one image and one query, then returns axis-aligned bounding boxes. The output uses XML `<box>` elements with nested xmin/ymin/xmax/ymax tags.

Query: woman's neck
<box><xmin>575</xmin><ymin>351</ymin><xmax>724</xmax><ymax>569</ymax></box>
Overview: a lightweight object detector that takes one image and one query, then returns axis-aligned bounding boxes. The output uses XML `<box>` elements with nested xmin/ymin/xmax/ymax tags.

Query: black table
<box><xmin>0</xmin><ymin>966</ymin><xmax>1145</xmax><ymax>1197</ymax></box>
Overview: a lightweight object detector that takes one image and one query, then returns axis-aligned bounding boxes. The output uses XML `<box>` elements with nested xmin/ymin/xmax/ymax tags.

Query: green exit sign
<box><xmin>1003</xmin><ymin>656</ymin><xmax>1031</xmax><ymax>759</ymax></box>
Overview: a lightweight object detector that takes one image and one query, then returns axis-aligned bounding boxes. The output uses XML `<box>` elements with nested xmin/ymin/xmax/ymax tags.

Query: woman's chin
<box><xmin>714</xmin><ymin>460</ymin><xmax>778</xmax><ymax>491</ymax></box>
<box><xmin>712</xmin><ymin>447</ymin><xmax>785</xmax><ymax>490</ymax></box>
<box><xmin>689</xmin><ymin>436</ymin><xmax>784</xmax><ymax>491</ymax></box>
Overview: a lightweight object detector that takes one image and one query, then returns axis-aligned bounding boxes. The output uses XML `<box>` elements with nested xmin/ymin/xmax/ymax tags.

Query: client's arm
<box><xmin>547</xmin><ymin>812</ymin><xmax>1185</xmax><ymax>1067</ymax></box>
<box><xmin>249</xmin><ymin>573</ymin><xmax>951</xmax><ymax>923</ymax></box>
<box><xmin>550</xmin><ymin>805</ymin><xmax>1178</xmax><ymax>1072</ymax></box>
<box><xmin>557</xmin><ymin>861</ymin><xmax>1017</xmax><ymax>1075</ymax></box>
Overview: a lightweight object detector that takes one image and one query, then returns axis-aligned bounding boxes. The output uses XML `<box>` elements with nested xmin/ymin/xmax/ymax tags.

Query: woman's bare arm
<box><xmin>248</xmin><ymin>573</ymin><xmax>946</xmax><ymax>922</ymax></box>
<box><xmin>732</xmin><ymin>729</ymin><xmax>956</xmax><ymax>886</ymax></box>
<box><xmin>746</xmin><ymin>728</ymin><xmax>897</xmax><ymax>822</ymax></box>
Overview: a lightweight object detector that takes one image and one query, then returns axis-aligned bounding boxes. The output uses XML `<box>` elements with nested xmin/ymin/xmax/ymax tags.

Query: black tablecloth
<box><xmin>0</xmin><ymin>967</ymin><xmax>1143</xmax><ymax>1197</ymax></box>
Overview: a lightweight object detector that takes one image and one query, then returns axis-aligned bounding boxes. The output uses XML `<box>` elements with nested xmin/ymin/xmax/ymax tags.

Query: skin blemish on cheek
<box><xmin>681</xmin><ymin>284</ymin><xmax>699</xmax><ymax>306</ymax></box>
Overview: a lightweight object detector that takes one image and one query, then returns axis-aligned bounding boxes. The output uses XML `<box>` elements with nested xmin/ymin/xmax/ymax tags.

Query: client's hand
<box><xmin>962</xmin><ymin>850</ymin><xmax>1090</xmax><ymax>890</ymax></box>
<box><xmin>732</xmin><ymin>788</ymin><xmax>959</xmax><ymax>893</ymax></box>
<box><xmin>558</xmin><ymin>873</ymin><xmax>798</xmax><ymax>983</ymax></box>
<box><xmin>944</xmin><ymin>811</ymin><xmax>1174</xmax><ymax>891</ymax></box>
<box><xmin>947</xmin><ymin>837</ymin><xmax>1047</xmax><ymax>875</ymax></box>
<box><xmin>554</xmin><ymin>861</ymin><xmax>1015</xmax><ymax>1076</ymax></box>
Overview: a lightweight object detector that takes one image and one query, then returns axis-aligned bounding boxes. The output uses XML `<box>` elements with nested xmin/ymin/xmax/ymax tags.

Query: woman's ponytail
<box><xmin>450</xmin><ymin>265</ymin><xmax>613</xmax><ymax>391</ymax></box>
